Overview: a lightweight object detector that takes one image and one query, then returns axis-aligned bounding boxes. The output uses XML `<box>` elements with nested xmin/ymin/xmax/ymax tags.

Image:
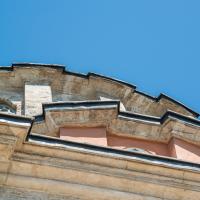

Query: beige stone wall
<box><xmin>0</xmin><ymin>187</ymin><xmax>80</xmax><ymax>200</ymax></box>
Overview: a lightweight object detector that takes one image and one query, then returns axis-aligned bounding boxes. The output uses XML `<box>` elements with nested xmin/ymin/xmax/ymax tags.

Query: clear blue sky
<box><xmin>1</xmin><ymin>0</ymin><xmax>200</xmax><ymax>114</ymax></box>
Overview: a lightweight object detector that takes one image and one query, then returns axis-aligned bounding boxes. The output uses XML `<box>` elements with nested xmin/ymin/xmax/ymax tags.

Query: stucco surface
<box><xmin>60</xmin><ymin>127</ymin><xmax>107</xmax><ymax>146</ymax></box>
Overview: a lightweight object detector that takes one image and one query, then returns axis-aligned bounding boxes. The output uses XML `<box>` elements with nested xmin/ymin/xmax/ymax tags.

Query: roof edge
<box><xmin>0</xmin><ymin>112</ymin><xmax>33</xmax><ymax>124</ymax></box>
<box><xmin>135</xmin><ymin>91</ymin><xmax>199</xmax><ymax>118</ymax></box>
<box><xmin>0</xmin><ymin>62</ymin><xmax>198</xmax><ymax>117</ymax></box>
<box><xmin>88</xmin><ymin>72</ymin><xmax>137</xmax><ymax>89</ymax></box>
<box><xmin>12</xmin><ymin>62</ymin><xmax>66</xmax><ymax>70</ymax></box>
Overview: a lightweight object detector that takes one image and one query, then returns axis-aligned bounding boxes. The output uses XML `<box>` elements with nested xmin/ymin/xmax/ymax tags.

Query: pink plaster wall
<box><xmin>168</xmin><ymin>138</ymin><xmax>200</xmax><ymax>163</ymax></box>
<box><xmin>60</xmin><ymin>127</ymin><xmax>107</xmax><ymax>146</ymax></box>
<box><xmin>107</xmin><ymin>135</ymin><xmax>169</xmax><ymax>156</ymax></box>
<box><xmin>59</xmin><ymin>127</ymin><xmax>200</xmax><ymax>163</ymax></box>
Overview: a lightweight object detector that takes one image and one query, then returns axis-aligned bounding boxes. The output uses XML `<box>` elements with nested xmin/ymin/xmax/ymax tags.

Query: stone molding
<box><xmin>31</xmin><ymin>101</ymin><xmax>200</xmax><ymax>145</ymax></box>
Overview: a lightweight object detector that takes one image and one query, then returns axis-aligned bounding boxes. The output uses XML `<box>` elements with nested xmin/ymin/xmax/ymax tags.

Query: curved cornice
<box><xmin>120</xmin><ymin>109</ymin><xmax>200</xmax><ymax>127</ymax></box>
<box><xmin>34</xmin><ymin>100</ymin><xmax>200</xmax><ymax>127</ymax></box>
<box><xmin>0</xmin><ymin>101</ymin><xmax>196</xmax><ymax>145</ymax></box>
<box><xmin>29</xmin><ymin>100</ymin><xmax>200</xmax><ymax>147</ymax></box>
<box><xmin>0</xmin><ymin>62</ymin><xmax>198</xmax><ymax>117</ymax></box>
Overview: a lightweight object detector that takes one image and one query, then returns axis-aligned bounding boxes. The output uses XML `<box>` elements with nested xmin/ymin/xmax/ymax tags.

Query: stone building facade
<box><xmin>0</xmin><ymin>63</ymin><xmax>200</xmax><ymax>199</ymax></box>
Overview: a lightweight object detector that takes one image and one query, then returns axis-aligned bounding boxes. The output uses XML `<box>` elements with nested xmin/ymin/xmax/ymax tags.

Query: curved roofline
<box><xmin>0</xmin><ymin>62</ymin><xmax>198</xmax><ymax>117</ymax></box>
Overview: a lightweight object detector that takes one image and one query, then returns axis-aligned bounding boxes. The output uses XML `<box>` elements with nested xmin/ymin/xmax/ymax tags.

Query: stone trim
<box><xmin>34</xmin><ymin>100</ymin><xmax>200</xmax><ymax>127</ymax></box>
<box><xmin>0</xmin><ymin>112</ymin><xmax>33</xmax><ymax>125</ymax></box>
<box><xmin>29</xmin><ymin>101</ymin><xmax>200</xmax><ymax>148</ymax></box>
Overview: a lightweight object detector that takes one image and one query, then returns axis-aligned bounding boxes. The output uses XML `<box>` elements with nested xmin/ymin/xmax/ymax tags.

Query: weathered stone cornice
<box><xmin>0</xmin><ymin>112</ymin><xmax>33</xmax><ymax>127</ymax></box>
<box><xmin>37</xmin><ymin>100</ymin><xmax>200</xmax><ymax>126</ymax></box>
<box><xmin>31</xmin><ymin>101</ymin><xmax>200</xmax><ymax>145</ymax></box>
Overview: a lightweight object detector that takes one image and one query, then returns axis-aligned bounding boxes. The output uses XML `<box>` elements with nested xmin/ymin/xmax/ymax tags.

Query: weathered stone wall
<box><xmin>0</xmin><ymin>64</ymin><xmax>197</xmax><ymax>118</ymax></box>
<box><xmin>0</xmin><ymin>187</ymin><xmax>80</xmax><ymax>200</ymax></box>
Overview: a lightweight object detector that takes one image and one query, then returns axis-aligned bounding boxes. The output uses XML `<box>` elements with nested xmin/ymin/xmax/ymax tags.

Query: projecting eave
<box><xmin>37</xmin><ymin>100</ymin><xmax>200</xmax><ymax>126</ymax></box>
<box><xmin>38</xmin><ymin>100</ymin><xmax>200</xmax><ymax>127</ymax></box>
<box><xmin>119</xmin><ymin>109</ymin><xmax>200</xmax><ymax>126</ymax></box>
<box><xmin>0</xmin><ymin>112</ymin><xmax>33</xmax><ymax>127</ymax></box>
<box><xmin>42</xmin><ymin>100</ymin><xmax>120</xmax><ymax>113</ymax></box>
